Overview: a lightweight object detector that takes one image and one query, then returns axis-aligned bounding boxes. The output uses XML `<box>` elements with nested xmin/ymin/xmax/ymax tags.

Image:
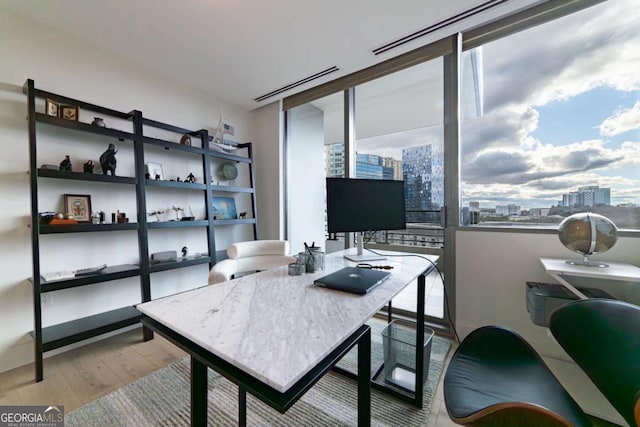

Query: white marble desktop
<box><xmin>137</xmin><ymin>249</ymin><xmax>437</xmax><ymax>393</ymax></box>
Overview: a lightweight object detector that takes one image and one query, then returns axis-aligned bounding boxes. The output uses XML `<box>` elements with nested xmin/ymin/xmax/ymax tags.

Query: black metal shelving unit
<box><xmin>209</xmin><ymin>142</ymin><xmax>259</xmax><ymax>240</ymax></box>
<box><xmin>24</xmin><ymin>79</ymin><xmax>259</xmax><ymax>382</ymax></box>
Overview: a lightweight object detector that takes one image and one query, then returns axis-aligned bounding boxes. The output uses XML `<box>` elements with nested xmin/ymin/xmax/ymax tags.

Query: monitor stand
<box><xmin>343</xmin><ymin>231</ymin><xmax>386</xmax><ymax>262</ymax></box>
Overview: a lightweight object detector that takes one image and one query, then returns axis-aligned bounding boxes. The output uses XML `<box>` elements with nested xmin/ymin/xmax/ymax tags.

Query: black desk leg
<box><xmin>414</xmin><ymin>272</ymin><xmax>426</xmax><ymax>408</ymax></box>
<box><xmin>357</xmin><ymin>327</ymin><xmax>371</xmax><ymax>427</ymax></box>
<box><xmin>239</xmin><ymin>385</ymin><xmax>247</xmax><ymax>426</ymax></box>
<box><xmin>191</xmin><ymin>356</ymin><xmax>208</xmax><ymax>426</ymax></box>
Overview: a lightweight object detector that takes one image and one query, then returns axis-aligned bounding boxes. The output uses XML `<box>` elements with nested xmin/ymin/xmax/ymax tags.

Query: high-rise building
<box><xmin>324</xmin><ymin>143</ymin><xmax>345</xmax><ymax>177</ymax></box>
<box><xmin>356</xmin><ymin>153</ymin><xmax>394</xmax><ymax>179</ymax></box>
<box><xmin>402</xmin><ymin>144</ymin><xmax>444</xmax><ymax>213</ymax></box>
<box><xmin>383</xmin><ymin>157</ymin><xmax>403</xmax><ymax>180</ymax></box>
<box><xmin>563</xmin><ymin>192</ymin><xmax>579</xmax><ymax>207</ymax></box>
<box><xmin>577</xmin><ymin>185</ymin><xmax>611</xmax><ymax>206</ymax></box>
<box><xmin>561</xmin><ymin>186</ymin><xmax>611</xmax><ymax>207</ymax></box>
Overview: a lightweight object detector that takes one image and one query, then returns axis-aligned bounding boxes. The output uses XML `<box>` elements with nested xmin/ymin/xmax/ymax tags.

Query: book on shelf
<box><xmin>40</xmin><ymin>271</ymin><xmax>75</xmax><ymax>282</ymax></box>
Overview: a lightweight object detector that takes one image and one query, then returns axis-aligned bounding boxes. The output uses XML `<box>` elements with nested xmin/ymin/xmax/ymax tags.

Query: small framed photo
<box><xmin>212</xmin><ymin>196</ymin><xmax>237</xmax><ymax>220</ymax></box>
<box><xmin>45</xmin><ymin>99</ymin><xmax>59</xmax><ymax>117</ymax></box>
<box><xmin>146</xmin><ymin>162</ymin><xmax>164</xmax><ymax>180</ymax></box>
<box><xmin>64</xmin><ymin>194</ymin><xmax>92</xmax><ymax>223</ymax></box>
<box><xmin>60</xmin><ymin>105</ymin><xmax>79</xmax><ymax>121</ymax></box>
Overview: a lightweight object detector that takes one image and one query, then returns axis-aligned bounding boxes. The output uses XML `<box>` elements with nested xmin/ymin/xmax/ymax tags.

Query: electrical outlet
<box><xmin>41</xmin><ymin>293</ymin><xmax>53</xmax><ymax>305</ymax></box>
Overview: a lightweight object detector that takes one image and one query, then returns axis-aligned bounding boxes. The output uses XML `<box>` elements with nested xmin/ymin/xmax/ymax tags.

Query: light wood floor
<box><xmin>0</xmin><ymin>327</ymin><xmax>459</xmax><ymax>427</ymax></box>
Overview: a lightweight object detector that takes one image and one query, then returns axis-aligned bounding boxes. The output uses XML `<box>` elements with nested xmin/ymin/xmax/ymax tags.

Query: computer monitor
<box><xmin>326</xmin><ymin>177</ymin><xmax>406</xmax><ymax>262</ymax></box>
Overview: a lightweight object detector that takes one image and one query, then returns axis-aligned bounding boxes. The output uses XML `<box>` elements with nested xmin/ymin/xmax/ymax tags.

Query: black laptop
<box><xmin>313</xmin><ymin>267</ymin><xmax>391</xmax><ymax>295</ymax></box>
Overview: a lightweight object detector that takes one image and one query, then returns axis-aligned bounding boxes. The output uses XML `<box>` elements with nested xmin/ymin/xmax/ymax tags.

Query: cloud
<box><xmin>480</xmin><ymin>0</ymin><xmax>640</xmax><ymax>112</ymax></box>
<box><xmin>598</xmin><ymin>101</ymin><xmax>640</xmax><ymax>137</ymax></box>
<box><xmin>462</xmin><ymin>106</ymin><xmax>538</xmax><ymax>156</ymax></box>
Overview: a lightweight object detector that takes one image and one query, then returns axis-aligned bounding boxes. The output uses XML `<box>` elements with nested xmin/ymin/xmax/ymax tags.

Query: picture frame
<box><xmin>63</xmin><ymin>194</ymin><xmax>92</xmax><ymax>223</ymax></box>
<box><xmin>60</xmin><ymin>105</ymin><xmax>79</xmax><ymax>121</ymax></box>
<box><xmin>212</xmin><ymin>196</ymin><xmax>237</xmax><ymax>220</ymax></box>
<box><xmin>146</xmin><ymin>162</ymin><xmax>164</xmax><ymax>180</ymax></box>
<box><xmin>45</xmin><ymin>98</ymin><xmax>59</xmax><ymax>117</ymax></box>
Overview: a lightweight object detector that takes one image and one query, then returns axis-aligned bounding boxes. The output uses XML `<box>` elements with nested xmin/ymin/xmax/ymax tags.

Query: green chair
<box><xmin>444</xmin><ymin>299</ymin><xmax>640</xmax><ymax>427</ymax></box>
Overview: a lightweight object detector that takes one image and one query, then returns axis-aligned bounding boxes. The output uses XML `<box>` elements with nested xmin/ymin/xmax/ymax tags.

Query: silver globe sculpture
<box><xmin>558</xmin><ymin>213</ymin><xmax>618</xmax><ymax>267</ymax></box>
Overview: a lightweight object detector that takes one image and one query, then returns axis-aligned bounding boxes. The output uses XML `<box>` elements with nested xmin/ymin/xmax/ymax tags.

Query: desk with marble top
<box><xmin>136</xmin><ymin>249</ymin><xmax>438</xmax><ymax>426</ymax></box>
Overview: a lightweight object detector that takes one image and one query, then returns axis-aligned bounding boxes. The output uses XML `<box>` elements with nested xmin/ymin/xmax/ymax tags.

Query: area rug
<box><xmin>67</xmin><ymin>319</ymin><xmax>450</xmax><ymax>426</ymax></box>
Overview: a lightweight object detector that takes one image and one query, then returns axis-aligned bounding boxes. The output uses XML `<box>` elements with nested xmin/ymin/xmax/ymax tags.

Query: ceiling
<box><xmin>1</xmin><ymin>0</ymin><xmax>539</xmax><ymax>111</ymax></box>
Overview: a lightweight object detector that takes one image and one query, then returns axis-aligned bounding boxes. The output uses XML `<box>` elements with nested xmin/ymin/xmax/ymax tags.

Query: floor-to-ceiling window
<box><xmin>353</xmin><ymin>59</ymin><xmax>446</xmax><ymax>320</ymax></box>
<box><xmin>460</xmin><ymin>0</ymin><xmax>640</xmax><ymax>230</ymax></box>
<box><xmin>283</xmin><ymin>0</ymin><xmax>637</xmax><ymax>339</ymax></box>
<box><xmin>284</xmin><ymin>37</ymin><xmax>457</xmax><ymax>327</ymax></box>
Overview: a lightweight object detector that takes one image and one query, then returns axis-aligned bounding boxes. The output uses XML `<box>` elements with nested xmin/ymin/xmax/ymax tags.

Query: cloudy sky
<box><xmin>359</xmin><ymin>0</ymin><xmax>639</xmax><ymax>209</ymax></box>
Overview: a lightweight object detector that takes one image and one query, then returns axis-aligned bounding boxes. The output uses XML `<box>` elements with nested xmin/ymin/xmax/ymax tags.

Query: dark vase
<box><xmin>91</xmin><ymin>117</ymin><xmax>106</xmax><ymax>127</ymax></box>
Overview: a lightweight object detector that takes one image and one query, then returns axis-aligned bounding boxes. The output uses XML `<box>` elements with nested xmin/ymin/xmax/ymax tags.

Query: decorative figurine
<box><xmin>59</xmin><ymin>155</ymin><xmax>72</xmax><ymax>172</ymax></box>
<box><xmin>145</xmin><ymin>172</ymin><xmax>150</xmax><ymax>180</ymax></box>
<box><xmin>180</xmin><ymin>134</ymin><xmax>191</xmax><ymax>146</ymax></box>
<box><xmin>155</xmin><ymin>174</ymin><xmax>161</xmax><ymax>180</ymax></box>
<box><xmin>182</xmin><ymin>246</ymin><xmax>188</xmax><ymax>257</ymax></box>
<box><xmin>99</xmin><ymin>143</ymin><xmax>117</xmax><ymax>175</ymax></box>
<box><xmin>239</xmin><ymin>212</ymin><xmax>247</xmax><ymax>219</ymax></box>
<box><xmin>172</xmin><ymin>205</ymin><xmax>184</xmax><ymax>221</ymax></box>
<box><xmin>83</xmin><ymin>160</ymin><xmax>94</xmax><ymax>173</ymax></box>
<box><xmin>176</xmin><ymin>177</ymin><xmax>182</xmax><ymax>182</ymax></box>
<box><xmin>185</xmin><ymin>172</ymin><xmax>196</xmax><ymax>183</ymax></box>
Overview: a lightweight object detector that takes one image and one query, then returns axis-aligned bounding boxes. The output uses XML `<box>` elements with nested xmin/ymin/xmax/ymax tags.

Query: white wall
<box><xmin>455</xmin><ymin>230</ymin><xmax>639</xmax><ymax>424</ymax></box>
<box><xmin>0</xmin><ymin>10</ymin><xmax>254</xmax><ymax>373</ymax></box>
<box><xmin>251</xmin><ymin>101</ymin><xmax>285</xmax><ymax>241</ymax></box>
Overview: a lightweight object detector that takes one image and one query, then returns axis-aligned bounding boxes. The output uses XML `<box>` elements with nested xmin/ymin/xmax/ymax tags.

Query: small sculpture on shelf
<box><xmin>171</xmin><ymin>205</ymin><xmax>184</xmax><ymax>221</ymax></box>
<box><xmin>185</xmin><ymin>172</ymin><xmax>196</xmax><ymax>183</ymax></box>
<box><xmin>147</xmin><ymin>209</ymin><xmax>166</xmax><ymax>222</ymax></box>
<box><xmin>239</xmin><ymin>212</ymin><xmax>247</xmax><ymax>219</ymax></box>
<box><xmin>59</xmin><ymin>155</ymin><xmax>72</xmax><ymax>172</ymax></box>
<box><xmin>181</xmin><ymin>246</ymin><xmax>188</xmax><ymax>257</ymax></box>
<box><xmin>83</xmin><ymin>160</ymin><xmax>94</xmax><ymax>173</ymax></box>
<box><xmin>181</xmin><ymin>205</ymin><xmax>195</xmax><ymax>221</ymax></box>
<box><xmin>99</xmin><ymin>143</ymin><xmax>117</xmax><ymax>175</ymax></box>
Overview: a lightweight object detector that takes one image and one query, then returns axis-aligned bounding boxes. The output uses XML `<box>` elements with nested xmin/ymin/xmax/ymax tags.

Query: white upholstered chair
<box><xmin>208</xmin><ymin>240</ymin><xmax>297</xmax><ymax>285</ymax></box>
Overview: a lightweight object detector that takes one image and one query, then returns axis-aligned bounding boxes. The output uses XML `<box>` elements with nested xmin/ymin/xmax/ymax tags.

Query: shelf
<box><xmin>39</xmin><ymin>223</ymin><xmax>138</xmax><ymax>234</ymax></box>
<box><xmin>209</xmin><ymin>150</ymin><xmax>252</xmax><ymax>164</ymax></box>
<box><xmin>143</xmin><ymin>136</ymin><xmax>206</xmax><ymax>154</ymax></box>
<box><xmin>146</xmin><ymin>179</ymin><xmax>207</xmax><ymax>190</ymax></box>
<box><xmin>37</xmin><ymin>168</ymin><xmax>136</xmax><ymax>184</ymax></box>
<box><xmin>148</xmin><ymin>220</ymin><xmax>209</xmax><ymax>229</ymax></box>
<box><xmin>26</xmin><ymin>79</ymin><xmax>257</xmax><ymax>382</ymax></box>
<box><xmin>35</xmin><ymin>306</ymin><xmax>142</xmax><ymax>352</ymax></box>
<box><xmin>38</xmin><ymin>264</ymin><xmax>140</xmax><ymax>292</ymax></box>
<box><xmin>35</xmin><ymin>112</ymin><xmax>135</xmax><ymax>141</ymax></box>
<box><xmin>211</xmin><ymin>185</ymin><xmax>255</xmax><ymax>193</ymax></box>
<box><xmin>149</xmin><ymin>256</ymin><xmax>212</xmax><ymax>273</ymax></box>
<box><xmin>213</xmin><ymin>218</ymin><xmax>257</xmax><ymax>225</ymax></box>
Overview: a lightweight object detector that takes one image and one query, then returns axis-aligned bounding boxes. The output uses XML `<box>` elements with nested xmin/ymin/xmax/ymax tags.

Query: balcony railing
<box><xmin>326</xmin><ymin>209</ymin><xmax>444</xmax><ymax>249</ymax></box>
